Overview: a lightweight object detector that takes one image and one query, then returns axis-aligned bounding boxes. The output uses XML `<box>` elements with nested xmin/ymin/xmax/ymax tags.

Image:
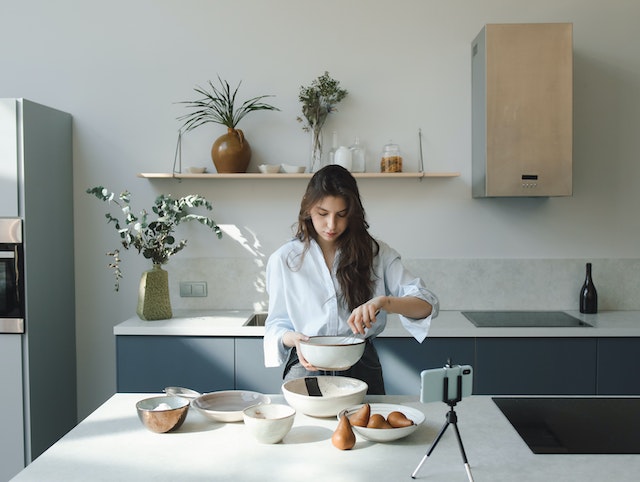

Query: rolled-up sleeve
<box><xmin>378</xmin><ymin>243</ymin><xmax>439</xmax><ymax>343</ymax></box>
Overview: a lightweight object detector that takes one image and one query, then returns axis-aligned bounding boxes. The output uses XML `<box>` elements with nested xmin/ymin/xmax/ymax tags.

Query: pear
<box><xmin>387</xmin><ymin>411</ymin><xmax>414</xmax><ymax>428</ymax></box>
<box><xmin>332</xmin><ymin>414</ymin><xmax>356</xmax><ymax>450</ymax></box>
<box><xmin>348</xmin><ymin>403</ymin><xmax>371</xmax><ymax>427</ymax></box>
<box><xmin>366</xmin><ymin>413</ymin><xmax>393</xmax><ymax>429</ymax></box>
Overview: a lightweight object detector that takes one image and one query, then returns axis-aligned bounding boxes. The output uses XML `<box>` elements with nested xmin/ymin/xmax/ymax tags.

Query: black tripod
<box><xmin>411</xmin><ymin>372</ymin><xmax>475</xmax><ymax>481</ymax></box>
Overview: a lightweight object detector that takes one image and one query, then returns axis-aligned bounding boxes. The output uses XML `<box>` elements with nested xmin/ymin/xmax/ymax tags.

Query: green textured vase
<box><xmin>137</xmin><ymin>264</ymin><xmax>172</xmax><ymax>321</ymax></box>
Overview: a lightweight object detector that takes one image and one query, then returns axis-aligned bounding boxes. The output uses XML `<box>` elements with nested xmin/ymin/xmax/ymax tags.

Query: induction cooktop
<box><xmin>462</xmin><ymin>311</ymin><xmax>592</xmax><ymax>327</ymax></box>
<box><xmin>493</xmin><ymin>397</ymin><xmax>640</xmax><ymax>454</ymax></box>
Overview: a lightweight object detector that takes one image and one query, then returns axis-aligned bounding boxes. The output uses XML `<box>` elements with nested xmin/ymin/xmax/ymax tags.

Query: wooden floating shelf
<box><xmin>137</xmin><ymin>171</ymin><xmax>460</xmax><ymax>180</ymax></box>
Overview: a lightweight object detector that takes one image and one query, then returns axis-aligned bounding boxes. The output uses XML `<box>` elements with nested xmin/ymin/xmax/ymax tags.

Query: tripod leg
<box><xmin>451</xmin><ymin>422</ymin><xmax>475</xmax><ymax>482</ymax></box>
<box><xmin>410</xmin><ymin>421</ymin><xmax>450</xmax><ymax>479</ymax></box>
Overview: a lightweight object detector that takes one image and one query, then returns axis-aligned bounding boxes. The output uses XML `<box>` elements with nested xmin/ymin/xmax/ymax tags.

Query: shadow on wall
<box><xmin>168</xmin><ymin>223</ymin><xmax>270</xmax><ymax>312</ymax></box>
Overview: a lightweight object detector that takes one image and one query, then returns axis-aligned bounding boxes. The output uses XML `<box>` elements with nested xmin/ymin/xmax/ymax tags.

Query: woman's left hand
<box><xmin>347</xmin><ymin>296</ymin><xmax>385</xmax><ymax>335</ymax></box>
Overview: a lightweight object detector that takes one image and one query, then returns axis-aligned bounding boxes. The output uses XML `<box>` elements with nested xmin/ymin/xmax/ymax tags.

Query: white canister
<box><xmin>334</xmin><ymin>146</ymin><xmax>353</xmax><ymax>171</ymax></box>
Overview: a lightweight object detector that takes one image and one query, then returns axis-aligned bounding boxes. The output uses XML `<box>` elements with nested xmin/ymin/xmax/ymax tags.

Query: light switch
<box><xmin>179</xmin><ymin>281</ymin><xmax>208</xmax><ymax>297</ymax></box>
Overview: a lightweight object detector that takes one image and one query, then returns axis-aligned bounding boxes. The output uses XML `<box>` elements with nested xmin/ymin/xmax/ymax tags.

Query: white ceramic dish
<box><xmin>191</xmin><ymin>390</ymin><xmax>270</xmax><ymax>422</ymax></box>
<box><xmin>282</xmin><ymin>376</ymin><xmax>367</xmax><ymax>418</ymax></box>
<box><xmin>258</xmin><ymin>164</ymin><xmax>280</xmax><ymax>174</ymax></box>
<box><xmin>186</xmin><ymin>166</ymin><xmax>207</xmax><ymax>173</ymax></box>
<box><xmin>338</xmin><ymin>403</ymin><xmax>425</xmax><ymax>442</ymax></box>
<box><xmin>299</xmin><ymin>335</ymin><xmax>366</xmax><ymax>371</ymax></box>
<box><xmin>281</xmin><ymin>164</ymin><xmax>306</xmax><ymax>173</ymax></box>
<box><xmin>242</xmin><ymin>403</ymin><xmax>296</xmax><ymax>444</ymax></box>
<box><xmin>136</xmin><ymin>395</ymin><xmax>190</xmax><ymax>433</ymax></box>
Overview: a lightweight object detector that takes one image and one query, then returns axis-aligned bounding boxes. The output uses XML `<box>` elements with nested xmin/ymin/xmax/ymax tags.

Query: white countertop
<box><xmin>113</xmin><ymin>310</ymin><xmax>640</xmax><ymax>338</ymax></box>
<box><xmin>12</xmin><ymin>393</ymin><xmax>640</xmax><ymax>482</ymax></box>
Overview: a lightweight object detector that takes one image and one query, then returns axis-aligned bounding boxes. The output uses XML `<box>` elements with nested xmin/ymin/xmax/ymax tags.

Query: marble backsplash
<box><xmin>166</xmin><ymin>258</ymin><xmax>640</xmax><ymax>313</ymax></box>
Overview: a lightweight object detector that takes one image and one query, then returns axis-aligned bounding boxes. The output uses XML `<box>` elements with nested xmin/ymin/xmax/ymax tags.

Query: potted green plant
<box><xmin>178</xmin><ymin>76</ymin><xmax>280</xmax><ymax>173</ymax></box>
<box><xmin>297</xmin><ymin>71</ymin><xmax>348</xmax><ymax>172</ymax></box>
<box><xmin>87</xmin><ymin>186</ymin><xmax>222</xmax><ymax>320</ymax></box>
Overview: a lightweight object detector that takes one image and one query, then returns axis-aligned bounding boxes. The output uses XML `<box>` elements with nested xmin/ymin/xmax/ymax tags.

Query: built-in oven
<box><xmin>0</xmin><ymin>218</ymin><xmax>24</xmax><ymax>334</ymax></box>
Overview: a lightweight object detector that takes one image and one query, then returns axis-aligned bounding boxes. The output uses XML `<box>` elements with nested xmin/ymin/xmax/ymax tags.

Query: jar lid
<box><xmin>383</xmin><ymin>142</ymin><xmax>400</xmax><ymax>151</ymax></box>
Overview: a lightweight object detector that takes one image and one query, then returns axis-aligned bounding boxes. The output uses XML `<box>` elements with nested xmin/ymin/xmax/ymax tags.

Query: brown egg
<box><xmin>348</xmin><ymin>403</ymin><xmax>371</xmax><ymax>427</ymax></box>
<box><xmin>366</xmin><ymin>413</ymin><xmax>393</xmax><ymax>429</ymax></box>
<box><xmin>332</xmin><ymin>414</ymin><xmax>356</xmax><ymax>450</ymax></box>
<box><xmin>387</xmin><ymin>411</ymin><xmax>414</xmax><ymax>428</ymax></box>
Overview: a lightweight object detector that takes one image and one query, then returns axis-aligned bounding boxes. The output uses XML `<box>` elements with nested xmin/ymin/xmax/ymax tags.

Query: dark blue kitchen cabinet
<box><xmin>234</xmin><ymin>337</ymin><xmax>283</xmax><ymax>393</ymax></box>
<box><xmin>375</xmin><ymin>337</ymin><xmax>475</xmax><ymax>395</ymax></box>
<box><xmin>117</xmin><ymin>334</ymin><xmax>638</xmax><ymax>396</ymax></box>
<box><xmin>597</xmin><ymin>338</ymin><xmax>640</xmax><ymax>395</ymax></box>
<box><xmin>116</xmin><ymin>336</ymin><xmax>235</xmax><ymax>393</ymax></box>
<box><xmin>475</xmin><ymin>338</ymin><xmax>598</xmax><ymax>395</ymax></box>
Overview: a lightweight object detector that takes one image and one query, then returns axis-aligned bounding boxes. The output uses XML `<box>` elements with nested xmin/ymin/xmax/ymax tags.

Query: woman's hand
<box><xmin>282</xmin><ymin>331</ymin><xmax>320</xmax><ymax>371</ymax></box>
<box><xmin>347</xmin><ymin>296</ymin><xmax>385</xmax><ymax>335</ymax></box>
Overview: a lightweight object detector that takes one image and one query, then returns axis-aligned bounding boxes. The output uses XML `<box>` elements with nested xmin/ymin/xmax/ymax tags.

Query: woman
<box><xmin>263</xmin><ymin>165</ymin><xmax>438</xmax><ymax>394</ymax></box>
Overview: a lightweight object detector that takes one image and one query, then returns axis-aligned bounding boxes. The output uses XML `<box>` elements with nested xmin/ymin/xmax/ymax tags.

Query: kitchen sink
<box><xmin>243</xmin><ymin>312</ymin><xmax>267</xmax><ymax>326</ymax></box>
<box><xmin>462</xmin><ymin>311</ymin><xmax>592</xmax><ymax>327</ymax></box>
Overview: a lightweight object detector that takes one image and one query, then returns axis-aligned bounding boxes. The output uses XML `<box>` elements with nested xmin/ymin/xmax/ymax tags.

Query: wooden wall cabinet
<box><xmin>472</xmin><ymin>23</ymin><xmax>573</xmax><ymax>197</ymax></box>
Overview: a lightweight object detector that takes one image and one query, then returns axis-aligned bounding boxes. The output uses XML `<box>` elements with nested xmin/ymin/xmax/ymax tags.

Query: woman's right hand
<box><xmin>282</xmin><ymin>331</ymin><xmax>320</xmax><ymax>371</ymax></box>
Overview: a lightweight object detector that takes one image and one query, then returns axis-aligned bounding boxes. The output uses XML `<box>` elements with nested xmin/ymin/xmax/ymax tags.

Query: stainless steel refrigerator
<box><xmin>0</xmin><ymin>98</ymin><xmax>75</xmax><ymax>481</ymax></box>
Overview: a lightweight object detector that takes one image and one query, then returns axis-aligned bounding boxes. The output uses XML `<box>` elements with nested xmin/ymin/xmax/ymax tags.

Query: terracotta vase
<box><xmin>211</xmin><ymin>128</ymin><xmax>252</xmax><ymax>173</ymax></box>
<box><xmin>137</xmin><ymin>264</ymin><xmax>172</xmax><ymax>321</ymax></box>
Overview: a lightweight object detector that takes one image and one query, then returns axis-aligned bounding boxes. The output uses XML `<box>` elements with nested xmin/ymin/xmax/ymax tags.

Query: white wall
<box><xmin>1</xmin><ymin>0</ymin><xmax>639</xmax><ymax>419</ymax></box>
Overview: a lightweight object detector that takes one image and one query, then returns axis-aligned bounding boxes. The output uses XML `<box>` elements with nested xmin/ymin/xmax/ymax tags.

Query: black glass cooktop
<box><xmin>493</xmin><ymin>397</ymin><xmax>640</xmax><ymax>454</ymax></box>
<box><xmin>462</xmin><ymin>311</ymin><xmax>592</xmax><ymax>327</ymax></box>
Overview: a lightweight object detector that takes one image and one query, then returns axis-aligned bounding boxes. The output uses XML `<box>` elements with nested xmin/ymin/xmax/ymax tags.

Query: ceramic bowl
<box><xmin>186</xmin><ymin>166</ymin><xmax>207</xmax><ymax>173</ymax></box>
<box><xmin>281</xmin><ymin>376</ymin><xmax>367</xmax><ymax>418</ymax></box>
<box><xmin>242</xmin><ymin>403</ymin><xmax>296</xmax><ymax>444</ymax></box>
<box><xmin>281</xmin><ymin>164</ymin><xmax>306</xmax><ymax>173</ymax></box>
<box><xmin>136</xmin><ymin>395</ymin><xmax>190</xmax><ymax>433</ymax></box>
<box><xmin>258</xmin><ymin>164</ymin><xmax>280</xmax><ymax>174</ymax></box>
<box><xmin>299</xmin><ymin>335</ymin><xmax>366</xmax><ymax>371</ymax></box>
<box><xmin>163</xmin><ymin>386</ymin><xmax>201</xmax><ymax>400</ymax></box>
<box><xmin>191</xmin><ymin>390</ymin><xmax>271</xmax><ymax>422</ymax></box>
<box><xmin>338</xmin><ymin>403</ymin><xmax>425</xmax><ymax>442</ymax></box>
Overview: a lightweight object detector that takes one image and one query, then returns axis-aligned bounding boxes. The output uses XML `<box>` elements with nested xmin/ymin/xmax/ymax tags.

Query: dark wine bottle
<box><xmin>579</xmin><ymin>262</ymin><xmax>598</xmax><ymax>314</ymax></box>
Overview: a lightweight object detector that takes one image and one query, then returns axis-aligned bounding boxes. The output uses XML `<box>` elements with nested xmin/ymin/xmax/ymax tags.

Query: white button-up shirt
<box><xmin>263</xmin><ymin>238</ymin><xmax>439</xmax><ymax>367</ymax></box>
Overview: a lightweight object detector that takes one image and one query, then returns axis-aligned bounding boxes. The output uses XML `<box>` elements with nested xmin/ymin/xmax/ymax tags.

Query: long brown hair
<box><xmin>294</xmin><ymin>165</ymin><xmax>379</xmax><ymax>310</ymax></box>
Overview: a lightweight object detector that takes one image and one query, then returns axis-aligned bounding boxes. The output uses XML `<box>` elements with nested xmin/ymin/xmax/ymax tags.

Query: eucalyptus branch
<box><xmin>87</xmin><ymin>187</ymin><xmax>222</xmax><ymax>291</ymax></box>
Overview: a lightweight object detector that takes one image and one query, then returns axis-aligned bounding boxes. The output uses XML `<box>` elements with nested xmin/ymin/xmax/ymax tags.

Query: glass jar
<box><xmin>380</xmin><ymin>142</ymin><xmax>402</xmax><ymax>173</ymax></box>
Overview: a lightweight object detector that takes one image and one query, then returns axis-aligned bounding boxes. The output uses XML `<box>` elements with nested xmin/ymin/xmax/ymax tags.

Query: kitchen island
<box><xmin>11</xmin><ymin>393</ymin><xmax>640</xmax><ymax>481</ymax></box>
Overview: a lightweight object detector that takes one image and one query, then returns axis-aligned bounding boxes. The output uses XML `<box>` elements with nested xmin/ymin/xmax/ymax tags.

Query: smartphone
<box><xmin>420</xmin><ymin>365</ymin><xmax>473</xmax><ymax>403</ymax></box>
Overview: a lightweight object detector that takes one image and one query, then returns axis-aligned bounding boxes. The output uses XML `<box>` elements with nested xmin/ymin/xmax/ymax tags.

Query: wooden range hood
<box><xmin>471</xmin><ymin>23</ymin><xmax>573</xmax><ymax>197</ymax></box>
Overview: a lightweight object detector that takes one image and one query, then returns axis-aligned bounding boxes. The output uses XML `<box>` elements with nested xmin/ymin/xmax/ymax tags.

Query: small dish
<box><xmin>191</xmin><ymin>390</ymin><xmax>271</xmax><ymax>422</ymax></box>
<box><xmin>258</xmin><ymin>164</ymin><xmax>281</xmax><ymax>174</ymax></box>
<box><xmin>187</xmin><ymin>167</ymin><xmax>207</xmax><ymax>174</ymax></box>
<box><xmin>338</xmin><ymin>403</ymin><xmax>425</xmax><ymax>442</ymax></box>
<box><xmin>164</xmin><ymin>386</ymin><xmax>201</xmax><ymax>400</ymax></box>
<box><xmin>281</xmin><ymin>164</ymin><xmax>306</xmax><ymax>173</ymax></box>
<box><xmin>243</xmin><ymin>403</ymin><xmax>296</xmax><ymax>444</ymax></box>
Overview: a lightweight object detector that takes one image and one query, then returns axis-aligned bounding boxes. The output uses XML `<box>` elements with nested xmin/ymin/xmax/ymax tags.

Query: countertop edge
<box><xmin>113</xmin><ymin>310</ymin><xmax>640</xmax><ymax>338</ymax></box>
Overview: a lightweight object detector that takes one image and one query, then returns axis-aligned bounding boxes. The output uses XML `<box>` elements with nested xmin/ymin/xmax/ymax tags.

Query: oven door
<box><xmin>0</xmin><ymin>244</ymin><xmax>24</xmax><ymax>334</ymax></box>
